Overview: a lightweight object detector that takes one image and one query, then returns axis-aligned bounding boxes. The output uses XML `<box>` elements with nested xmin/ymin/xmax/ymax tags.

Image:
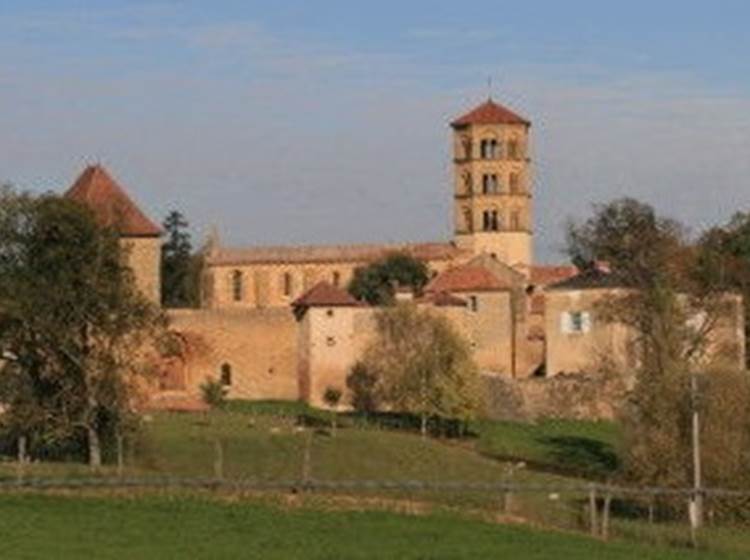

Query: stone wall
<box><xmin>166</xmin><ymin>308</ymin><xmax>298</xmax><ymax>400</ymax></box>
<box><xmin>122</xmin><ymin>237</ymin><xmax>161</xmax><ymax>304</ymax></box>
<box><xmin>483</xmin><ymin>371</ymin><xmax>631</xmax><ymax>421</ymax></box>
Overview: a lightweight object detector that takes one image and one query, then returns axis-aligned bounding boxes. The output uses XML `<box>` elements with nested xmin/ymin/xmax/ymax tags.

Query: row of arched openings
<box><xmin>230</xmin><ymin>269</ymin><xmax>343</xmax><ymax>302</ymax></box>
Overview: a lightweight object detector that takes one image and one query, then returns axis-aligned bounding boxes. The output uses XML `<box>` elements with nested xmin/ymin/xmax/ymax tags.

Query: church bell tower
<box><xmin>450</xmin><ymin>99</ymin><xmax>533</xmax><ymax>271</ymax></box>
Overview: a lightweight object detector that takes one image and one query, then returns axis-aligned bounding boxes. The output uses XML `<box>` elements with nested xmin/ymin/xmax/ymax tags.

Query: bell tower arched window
<box><xmin>482</xmin><ymin>174</ymin><xmax>499</xmax><ymax>194</ymax></box>
<box><xmin>462</xmin><ymin>207</ymin><xmax>473</xmax><ymax>232</ymax></box>
<box><xmin>482</xmin><ymin>210</ymin><xmax>500</xmax><ymax>231</ymax></box>
<box><xmin>509</xmin><ymin>172</ymin><xmax>520</xmax><ymax>194</ymax></box>
<box><xmin>231</xmin><ymin>270</ymin><xmax>243</xmax><ymax>302</ymax></box>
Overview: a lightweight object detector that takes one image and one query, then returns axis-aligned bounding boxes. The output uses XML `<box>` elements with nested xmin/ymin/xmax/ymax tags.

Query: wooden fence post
<box><xmin>116</xmin><ymin>433</ymin><xmax>124</xmax><ymax>478</ymax></box>
<box><xmin>213</xmin><ymin>438</ymin><xmax>224</xmax><ymax>481</ymax></box>
<box><xmin>588</xmin><ymin>484</ymin><xmax>599</xmax><ymax>537</ymax></box>
<box><xmin>601</xmin><ymin>489</ymin><xmax>612</xmax><ymax>541</ymax></box>
<box><xmin>16</xmin><ymin>436</ymin><xmax>27</xmax><ymax>483</ymax></box>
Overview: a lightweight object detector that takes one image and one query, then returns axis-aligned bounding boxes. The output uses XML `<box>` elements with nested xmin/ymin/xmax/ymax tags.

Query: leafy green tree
<box><xmin>361</xmin><ymin>304</ymin><xmax>483</xmax><ymax>437</ymax></box>
<box><xmin>346</xmin><ymin>362</ymin><xmax>381</xmax><ymax>414</ymax></box>
<box><xmin>0</xmin><ymin>189</ymin><xmax>164</xmax><ymax>468</ymax></box>
<box><xmin>161</xmin><ymin>210</ymin><xmax>201</xmax><ymax>308</ymax></box>
<box><xmin>568</xmin><ymin>198</ymin><xmax>750</xmax><ymax>493</ymax></box>
<box><xmin>348</xmin><ymin>253</ymin><xmax>429</xmax><ymax>305</ymax></box>
<box><xmin>698</xmin><ymin>212</ymin><xmax>750</xmax><ymax>367</ymax></box>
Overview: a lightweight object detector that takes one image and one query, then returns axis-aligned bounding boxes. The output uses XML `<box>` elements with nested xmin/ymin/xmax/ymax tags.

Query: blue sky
<box><xmin>2</xmin><ymin>1</ymin><xmax>750</xmax><ymax>262</ymax></box>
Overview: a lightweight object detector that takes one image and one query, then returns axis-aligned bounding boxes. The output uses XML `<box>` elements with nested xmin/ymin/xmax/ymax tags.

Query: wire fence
<box><xmin>1</xmin><ymin>406</ymin><xmax>750</xmax><ymax>555</ymax></box>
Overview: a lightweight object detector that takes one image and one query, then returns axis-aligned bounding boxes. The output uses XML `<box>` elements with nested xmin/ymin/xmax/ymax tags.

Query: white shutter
<box><xmin>581</xmin><ymin>312</ymin><xmax>592</xmax><ymax>333</ymax></box>
<box><xmin>560</xmin><ymin>312</ymin><xmax>571</xmax><ymax>334</ymax></box>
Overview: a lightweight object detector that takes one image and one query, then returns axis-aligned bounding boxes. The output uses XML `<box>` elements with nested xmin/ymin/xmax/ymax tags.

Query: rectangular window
<box><xmin>561</xmin><ymin>311</ymin><xmax>590</xmax><ymax>334</ymax></box>
<box><xmin>283</xmin><ymin>272</ymin><xmax>293</xmax><ymax>297</ymax></box>
<box><xmin>469</xmin><ymin>296</ymin><xmax>478</xmax><ymax>312</ymax></box>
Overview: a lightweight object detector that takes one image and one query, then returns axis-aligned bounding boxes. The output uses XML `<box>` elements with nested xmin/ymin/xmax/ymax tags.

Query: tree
<box><xmin>346</xmin><ymin>361</ymin><xmax>381</xmax><ymax>414</ymax></box>
<box><xmin>348</xmin><ymin>253</ymin><xmax>430</xmax><ymax>305</ymax></box>
<box><xmin>361</xmin><ymin>304</ymin><xmax>483</xmax><ymax>437</ymax></box>
<box><xmin>698</xmin><ymin>212</ymin><xmax>750</xmax><ymax>367</ymax></box>
<box><xmin>0</xmin><ymin>189</ymin><xmax>164</xmax><ymax>468</ymax></box>
<box><xmin>567</xmin><ymin>198</ymin><xmax>750</xmax><ymax>494</ymax></box>
<box><xmin>161</xmin><ymin>210</ymin><xmax>201</xmax><ymax>308</ymax></box>
<box><xmin>322</xmin><ymin>387</ymin><xmax>342</xmax><ymax>435</ymax></box>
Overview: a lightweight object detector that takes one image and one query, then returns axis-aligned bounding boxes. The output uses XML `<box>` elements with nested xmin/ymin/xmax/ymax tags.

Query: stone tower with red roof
<box><xmin>451</xmin><ymin>99</ymin><xmax>533</xmax><ymax>272</ymax></box>
<box><xmin>64</xmin><ymin>165</ymin><xmax>162</xmax><ymax>303</ymax></box>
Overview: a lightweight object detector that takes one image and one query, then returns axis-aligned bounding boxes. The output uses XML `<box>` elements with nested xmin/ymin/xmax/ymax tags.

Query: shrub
<box><xmin>346</xmin><ymin>362</ymin><xmax>380</xmax><ymax>414</ymax></box>
<box><xmin>200</xmin><ymin>377</ymin><xmax>228</xmax><ymax>409</ymax></box>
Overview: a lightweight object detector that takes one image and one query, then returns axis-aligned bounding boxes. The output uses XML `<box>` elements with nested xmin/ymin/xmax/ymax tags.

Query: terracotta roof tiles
<box><xmin>416</xmin><ymin>291</ymin><xmax>468</xmax><ymax>307</ymax></box>
<box><xmin>451</xmin><ymin>99</ymin><xmax>530</xmax><ymax>127</ymax></box>
<box><xmin>292</xmin><ymin>281</ymin><xmax>363</xmax><ymax>308</ymax></box>
<box><xmin>64</xmin><ymin>165</ymin><xmax>161</xmax><ymax>237</ymax></box>
<box><xmin>426</xmin><ymin>264</ymin><xmax>510</xmax><ymax>293</ymax></box>
<box><xmin>208</xmin><ymin>242</ymin><xmax>464</xmax><ymax>266</ymax></box>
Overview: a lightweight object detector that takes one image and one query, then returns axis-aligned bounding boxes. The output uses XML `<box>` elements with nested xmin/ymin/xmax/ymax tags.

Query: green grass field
<box><xmin>0</xmin><ymin>493</ymin><xmax>738</xmax><ymax>560</ymax></box>
<box><xmin>1</xmin><ymin>401</ymin><xmax>747</xmax><ymax>557</ymax></box>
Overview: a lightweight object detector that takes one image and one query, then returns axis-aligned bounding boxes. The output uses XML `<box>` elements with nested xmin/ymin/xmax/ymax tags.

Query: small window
<box><xmin>561</xmin><ymin>311</ymin><xmax>591</xmax><ymax>334</ymax></box>
<box><xmin>231</xmin><ymin>270</ymin><xmax>243</xmax><ymax>302</ymax></box>
<box><xmin>220</xmin><ymin>363</ymin><xmax>232</xmax><ymax>386</ymax></box>
<box><xmin>326</xmin><ymin>309</ymin><xmax>334</xmax><ymax>318</ymax></box>
<box><xmin>469</xmin><ymin>296</ymin><xmax>478</xmax><ymax>312</ymax></box>
<box><xmin>326</xmin><ymin>336</ymin><xmax>336</xmax><ymax>347</ymax></box>
<box><xmin>283</xmin><ymin>272</ymin><xmax>293</xmax><ymax>297</ymax></box>
<box><xmin>332</xmin><ymin>271</ymin><xmax>341</xmax><ymax>287</ymax></box>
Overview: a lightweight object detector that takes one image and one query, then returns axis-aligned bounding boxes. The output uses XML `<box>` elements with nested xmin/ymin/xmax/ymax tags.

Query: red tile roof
<box><xmin>529</xmin><ymin>265</ymin><xmax>579</xmax><ymax>287</ymax></box>
<box><xmin>416</xmin><ymin>291</ymin><xmax>467</xmax><ymax>307</ymax></box>
<box><xmin>426</xmin><ymin>264</ymin><xmax>511</xmax><ymax>293</ymax></box>
<box><xmin>64</xmin><ymin>165</ymin><xmax>161</xmax><ymax>237</ymax></box>
<box><xmin>208</xmin><ymin>241</ymin><xmax>465</xmax><ymax>266</ymax></box>
<box><xmin>292</xmin><ymin>281</ymin><xmax>363</xmax><ymax>308</ymax></box>
<box><xmin>451</xmin><ymin>99</ymin><xmax>530</xmax><ymax>127</ymax></box>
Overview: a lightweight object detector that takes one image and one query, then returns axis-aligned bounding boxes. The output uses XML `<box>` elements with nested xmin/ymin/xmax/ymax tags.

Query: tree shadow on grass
<box><xmin>538</xmin><ymin>435</ymin><xmax>620</xmax><ymax>479</ymax></box>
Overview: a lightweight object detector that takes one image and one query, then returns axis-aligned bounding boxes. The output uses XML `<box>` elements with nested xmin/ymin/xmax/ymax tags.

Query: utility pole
<box><xmin>690</xmin><ymin>371</ymin><xmax>703</xmax><ymax>534</ymax></box>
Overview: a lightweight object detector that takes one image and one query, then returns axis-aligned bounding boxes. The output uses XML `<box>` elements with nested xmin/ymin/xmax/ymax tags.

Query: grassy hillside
<box><xmin>0</xmin><ymin>493</ymin><xmax>738</xmax><ymax>560</ymax></box>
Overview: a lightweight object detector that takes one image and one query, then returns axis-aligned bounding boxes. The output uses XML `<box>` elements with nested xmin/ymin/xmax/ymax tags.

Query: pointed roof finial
<box><xmin>487</xmin><ymin>75</ymin><xmax>493</xmax><ymax>100</ymax></box>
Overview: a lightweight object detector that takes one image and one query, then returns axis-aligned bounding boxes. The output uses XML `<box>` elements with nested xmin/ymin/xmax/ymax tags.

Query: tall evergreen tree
<box><xmin>161</xmin><ymin>210</ymin><xmax>201</xmax><ymax>308</ymax></box>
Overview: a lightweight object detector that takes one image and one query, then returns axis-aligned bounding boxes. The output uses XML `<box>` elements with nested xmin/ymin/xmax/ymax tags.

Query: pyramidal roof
<box><xmin>292</xmin><ymin>281</ymin><xmax>364</xmax><ymax>309</ymax></box>
<box><xmin>451</xmin><ymin>99</ymin><xmax>530</xmax><ymax>127</ymax></box>
<box><xmin>64</xmin><ymin>165</ymin><xmax>161</xmax><ymax>237</ymax></box>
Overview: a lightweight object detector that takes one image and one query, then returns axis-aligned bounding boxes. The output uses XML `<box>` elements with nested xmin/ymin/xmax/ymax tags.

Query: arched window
<box><xmin>483</xmin><ymin>210</ymin><xmax>500</xmax><ymax>231</ymax></box>
<box><xmin>462</xmin><ymin>207</ymin><xmax>473</xmax><ymax>232</ymax></box>
<box><xmin>462</xmin><ymin>171</ymin><xmax>472</xmax><ymax>194</ymax></box>
<box><xmin>461</xmin><ymin>137</ymin><xmax>472</xmax><ymax>160</ymax></box>
<box><xmin>509</xmin><ymin>172</ymin><xmax>520</xmax><ymax>194</ymax></box>
<box><xmin>482</xmin><ymin>174</ymin><xmax>499</xmax><ymax>194</ymax></box>
<box><xmin>508</xmin><ymin>138</ymin><xmax>520</xmax><ymax>160</ymax></box>
<box><xmin>231</xmin><ymin>270</ymin><xmax>243</xmax><ymax>302</ymax></box>
<box><xmin>510</xmin><ymin>209</ymin><xmax>521</xmax><ymax>231</ymax></box>
<box><xmin>332</xmin><ymin>271</ymin><xmax>341</xmax><ymax>287</ymax></box>
<box><xmin>220</xmin><ymin>363</ymin><xmax>232</xmax><ymax>386</ymax></box>
<box><xmin>489</xmin><ymin>139</ymin><xmax>498</xmax><ymax>159</ymax></box>
<box><xmin>283</xmin><ymin>272</ymin><xmax>293</xmax><ymax>297</ymax></box>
